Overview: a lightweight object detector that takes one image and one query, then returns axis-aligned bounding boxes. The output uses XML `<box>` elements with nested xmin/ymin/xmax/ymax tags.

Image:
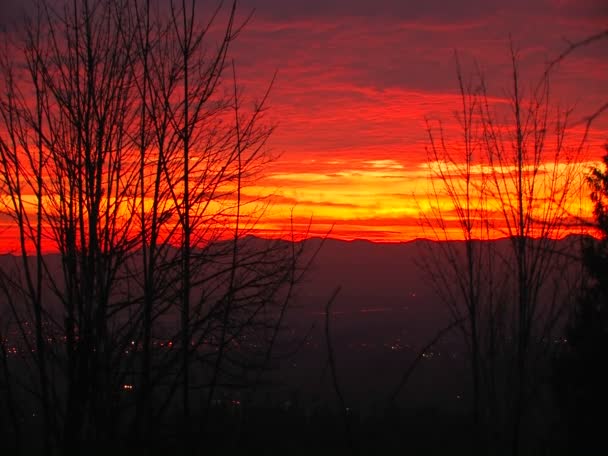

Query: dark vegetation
<box><xmin>554</xmin><ymin>147</ymin><xmax>608</xmax><ymax>454</ymax></box>
<box><xmin>0</xmin><ymin>0</ymin><xmax>606</xmax><ymax>454</ymax></box>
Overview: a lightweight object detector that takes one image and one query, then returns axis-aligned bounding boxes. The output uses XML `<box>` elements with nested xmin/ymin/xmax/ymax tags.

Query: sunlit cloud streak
<box><xmin>0</xmin><ymin>0</ymin><xmax>606</xmax><ymax>246</ymax></box>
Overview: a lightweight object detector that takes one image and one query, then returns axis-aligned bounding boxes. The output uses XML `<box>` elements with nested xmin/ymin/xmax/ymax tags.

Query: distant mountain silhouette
<box><xmin>0</xmin><ymin>234</ymin><xmax>586</xmax><ymax>322</ymax></box>
<box><xmin>0</xmin><ymin>234</ymin><xmax>585</xmax><ymax>414</ymax></box>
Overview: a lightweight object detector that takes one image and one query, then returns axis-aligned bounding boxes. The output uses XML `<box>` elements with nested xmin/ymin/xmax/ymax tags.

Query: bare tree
<box><xmin>420</xmin><ymin>56</ymin><xmax>496</xmax><ymax>453</ymax></box>
<box><xmin>0</xmin><ymin>0</ymin><xmax>303</xmax><ymax>453</ymax></box>
<box><xmin>421</xmin><ymin>45</ymin><xmax>589</xmax><ymax>455</ymax></box>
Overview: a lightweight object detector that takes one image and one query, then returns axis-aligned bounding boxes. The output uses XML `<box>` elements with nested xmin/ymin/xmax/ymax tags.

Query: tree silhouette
<box><xmin>0</xmin><ymin>1</ymin><xmax>303</xmax><ymax>454</ymax></box>
<box><xmin>421</xmin><ymin>45</ymin><xmax>588</xmax><ymax>455</ymax></box>
<box><xmin>554</xmin><ymin>146</ymin><xmax>608</xmax><ymax>454</ymax></box>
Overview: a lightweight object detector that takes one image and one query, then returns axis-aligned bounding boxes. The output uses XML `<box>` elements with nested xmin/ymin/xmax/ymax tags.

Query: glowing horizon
<box><xmin>0</xmin><ymin>0</ymin><xmax>606</xmax><ymax>253</ymax></box>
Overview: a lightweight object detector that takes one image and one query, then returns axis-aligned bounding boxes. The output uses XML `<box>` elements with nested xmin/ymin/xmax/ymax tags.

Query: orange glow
<box><xmin>0</xmin><ymin>141</ymin><xmax>603</xmax><ymax>253</ymax></box>
<box><xmin>1</xmin><ymin>2</ymin><xmax>606</xmax><ymax>252</ymax></box>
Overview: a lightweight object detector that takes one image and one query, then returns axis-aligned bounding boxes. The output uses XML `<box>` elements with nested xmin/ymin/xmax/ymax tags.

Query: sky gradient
<box><xmin>226</xmin><ymin>0</ymin><xmax>608</xmax><ymax>240</ymax></box>
<box><xmin>0</xmin><ymin>0</ymin><xmax>607</xmax><ymax>247</ymax></box>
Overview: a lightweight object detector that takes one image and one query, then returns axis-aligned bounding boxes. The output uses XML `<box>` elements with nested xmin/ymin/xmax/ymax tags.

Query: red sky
<box><xmin>0</xmin><ymin>0</ymin><xmax>607</xmax><ymax>248</ymax></box>
<box><xmin>225</xmin><ymin>0</ymin><xmax>608</xmax><ymax>241</ymax></box>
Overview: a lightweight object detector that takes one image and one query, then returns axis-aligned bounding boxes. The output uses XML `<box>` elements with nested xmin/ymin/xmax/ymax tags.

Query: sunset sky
<box><xmin>227</xmin><ymin>0</ymin><xmax>608</xmax><ymax>240</ymax></box>
<box><xmin>0</xmin><ymin>0</ymin><xmax>607</xmax><ymax>246</ymax></box>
